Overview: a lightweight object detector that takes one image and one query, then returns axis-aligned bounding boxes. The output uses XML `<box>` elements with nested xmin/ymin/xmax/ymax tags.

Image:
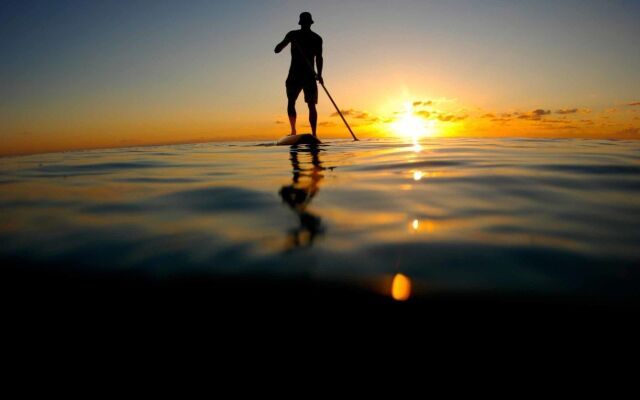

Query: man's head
<box><xmin>299</xmin><ymin>12</ymin><xmax>313</xmax><ymax>27</ymax></box>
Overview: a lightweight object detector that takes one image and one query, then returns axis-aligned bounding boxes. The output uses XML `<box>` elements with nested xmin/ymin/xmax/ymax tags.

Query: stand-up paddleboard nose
<box><xmin>276</xmin><ymin>133</ymin><xmax>321</xmax><ymax>146</ymax></box>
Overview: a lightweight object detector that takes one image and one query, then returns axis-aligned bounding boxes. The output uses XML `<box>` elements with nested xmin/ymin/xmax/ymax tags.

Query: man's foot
<box><xmin>288</xmin><ymin>132</ymin><xmax>297</xmax><ymax>136</ymax></box>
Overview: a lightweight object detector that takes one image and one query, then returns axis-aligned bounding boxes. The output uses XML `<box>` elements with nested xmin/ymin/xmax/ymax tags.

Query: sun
<box><xmin>390</xmin><ymin>102</ymin><xmax>437</xmax><ymax>139</ymax></box>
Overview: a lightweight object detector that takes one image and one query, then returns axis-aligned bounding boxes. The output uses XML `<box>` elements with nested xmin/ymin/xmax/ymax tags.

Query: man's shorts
<box><xmin>286</xmin><ymin>77</ymin><xmax>318</xmax><ymax>104</ymax></box>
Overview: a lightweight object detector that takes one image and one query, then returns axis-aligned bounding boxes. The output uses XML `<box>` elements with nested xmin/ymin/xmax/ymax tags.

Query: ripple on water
<box><xmin>1</xmin><ymin>138</ymin><xmax>639</xmax><ymax>301</ymax></box>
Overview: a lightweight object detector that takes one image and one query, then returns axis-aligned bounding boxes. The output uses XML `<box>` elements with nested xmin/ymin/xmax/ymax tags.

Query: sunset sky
<box><xmin>2</xmin><ymin>0</ymin><xmax>639</xmax><ymax>156</ymax></box>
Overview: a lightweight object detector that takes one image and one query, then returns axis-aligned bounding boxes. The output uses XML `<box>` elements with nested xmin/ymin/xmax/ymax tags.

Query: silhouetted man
<box><xmin>274</xmin><ymin>12</ymin><xmax>323</xmax><ymax>137</ymax></box>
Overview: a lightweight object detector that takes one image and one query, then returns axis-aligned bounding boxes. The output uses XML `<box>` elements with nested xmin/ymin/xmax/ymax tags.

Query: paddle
<box><xmin>318</xmin><ymin>81</ymin><xmax>359</xmax><ymax>141</ymax></box>
<box><xmin>292</xmin><ymin>40</ymin><xmax>359</xmax><ymax>141</ymax></box>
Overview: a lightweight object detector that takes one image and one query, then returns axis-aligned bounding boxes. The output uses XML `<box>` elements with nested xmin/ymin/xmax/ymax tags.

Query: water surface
<box><xmin>1</xmin><ymin>138</ymin><xmax>639</xmax><ymax>302</ymax></box>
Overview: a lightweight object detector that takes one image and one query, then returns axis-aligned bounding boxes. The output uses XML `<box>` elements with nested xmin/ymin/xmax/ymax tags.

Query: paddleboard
<box><xmin>276</xmin><ymin>133</ymin><xmax>321</xmax><ymax>146</ymax></box>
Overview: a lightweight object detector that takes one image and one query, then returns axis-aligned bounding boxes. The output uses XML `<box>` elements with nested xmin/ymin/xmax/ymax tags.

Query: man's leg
<box><xmin>303</xmin><ymin>80</ymin><xmax>319</xmax><ymax>137</ymax></box>
<box><xmin>287</xmin><ymin>99</ymin><xmax>297</xmax><ymax>135</ymax></box>
<box><xmin>286</xmin><ymin>82</ymin><xmax>302</xmax><ymax>136</ymax></box>
<box><xmin>308</xmin><ymin>103</ymin><xmax>317</xmax><ymax>137</ymax></box>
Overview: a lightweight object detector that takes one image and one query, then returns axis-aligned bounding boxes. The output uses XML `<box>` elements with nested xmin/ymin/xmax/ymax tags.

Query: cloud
<box><xmin>627</xmin><ymin>102</ymin><xmax>640</xmax><ymax>106</ymax></box>
<box><xmin>332</xmin><ymin>108</ymin><xmax>361</xmax><ymax>117</ymax></box>
<box><xmin>387</xmin><ymin>103</ymin><xmax>466</xmax><ymax>122</ymax></box>
<box><xmin>318</xmin><ymin>121</ymin><xmax>337</xmax><ymax>127</ymax></box>
<box><xmin>413</xmin><ymin>100</ymin><xmax>433</xmax><ymax>107</ymax></box>
<box><xmin>555</xmin><ymin>108</ymin><xmax>578</xmax><ymax>114</ymax></box>
<box><xmin>331</xmin><ymin>109</ymin><xmax>379</xmax><ymax>123</ymax></box>
<box><xmin>553</xmin><ymin>108</ymin><xmax>591</xmax><ymax>115</ymax></box>
<box><xmin>275</xmin><ymin>120</ymin><xmax>285</xmax><ymax>124</ymax></box>
<box><xmin>537</xmin><ymin>118</ymin><xmax>575</xmax><ymax>124</ymax></box>
<box><xmin>436</xmin><ymin>113</ymin><xmax>467</xmax><ymax>122</ymax></box>
<box><xmin>490</xmin><ymin>109</ymin><xmax>550</xmax><ymax>121</ymax></box>
<box><xmin>537</xmin><ymin>124</ymin><xmax>580</xmax><ymax>130</ymax></box>
<box><xmin>560</xmin><ymin>125</ymin><xmax>580</xmax><ymax>130</ymax></box>
<box><xmin>388</xmin><ymin>108</ymin><xmax>465</xmax><ymax>123</ymax></box>
<box><xmin>482</xmin><ymin>108</ymin><xmax>591</xmax><ymax>123</ymax></box>
<box><xmin>480</xmin><ymin>112</ymin><xmax>513</xmax><ymax>123</ymax></box>
<box><xmin>517</xmin><ymin>109</ymin><xmax>551</xmax><ymax>120</ymax></box>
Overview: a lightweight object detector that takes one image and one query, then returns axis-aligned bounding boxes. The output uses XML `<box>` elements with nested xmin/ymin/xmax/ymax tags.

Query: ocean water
<box><xmin>1</xmin><ymin>137</ymin><xmax>639</xmax><ymax>303</ymax></box>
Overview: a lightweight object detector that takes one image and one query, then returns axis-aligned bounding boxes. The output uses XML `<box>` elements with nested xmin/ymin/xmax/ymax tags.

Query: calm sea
<box><xmin>1</xmin><ymin>138</ymin><xmax>639</xmax><ymax>304</ymax></box>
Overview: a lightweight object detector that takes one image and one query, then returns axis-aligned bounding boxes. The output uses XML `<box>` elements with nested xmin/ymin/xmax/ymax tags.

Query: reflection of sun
<box><xmin>391</xmin><ymin>273</ymin><xmax>411</xmax><ymax>301</ymax></box>
<box><xmin>391</xmin><ymin>102</ymin><xmax>437</xmax><ymax>139</ymax></box>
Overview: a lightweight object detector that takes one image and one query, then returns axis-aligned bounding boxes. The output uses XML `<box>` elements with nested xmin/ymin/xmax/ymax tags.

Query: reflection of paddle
<box><xmin>293</xmin><ymin>41</ymin><xmax>359</xmax><ymax>141</ymax></box>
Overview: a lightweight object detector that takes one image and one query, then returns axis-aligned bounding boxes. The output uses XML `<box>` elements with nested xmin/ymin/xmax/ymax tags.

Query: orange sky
<box><xmin>1</xmin><ymin>1</ymin><xmax>639</xmax><ymax>156</ymax></box>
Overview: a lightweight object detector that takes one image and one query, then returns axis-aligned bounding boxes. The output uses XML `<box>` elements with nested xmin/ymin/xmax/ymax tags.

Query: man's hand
<box><xmin>316</xmin><ymin>74</ymin><xmax>324</xmax><ymax>84</ymax></box>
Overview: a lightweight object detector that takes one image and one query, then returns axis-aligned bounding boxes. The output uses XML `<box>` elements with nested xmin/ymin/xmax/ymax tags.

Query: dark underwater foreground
<box><xmin>1</xmin><ymin>138</ymin><xmax>639</xmax><ymax>321</ymax></box>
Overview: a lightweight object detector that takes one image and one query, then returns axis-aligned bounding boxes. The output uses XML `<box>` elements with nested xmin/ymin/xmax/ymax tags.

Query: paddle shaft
<box><xmin>291</xmin><ymin>40</ymin><xmax>359</xmax><ymax>141</ymax></box>
<box><xmin>319</xmin><ymin>82</ymin><xmax>358</xmax><ymax>141</ymax></box>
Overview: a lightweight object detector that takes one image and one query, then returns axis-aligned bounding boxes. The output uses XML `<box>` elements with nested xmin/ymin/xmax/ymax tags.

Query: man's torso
<box><xmin>287</xmin><ymin>30</ymin><xmax>322</xmax><ymax>81</ymax></box>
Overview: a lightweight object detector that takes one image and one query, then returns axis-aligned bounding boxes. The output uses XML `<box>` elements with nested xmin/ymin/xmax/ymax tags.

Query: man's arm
<box><xmin>274</xmin><ymin>32</ymin><xmax>291</xmax><ymax>53</ymax></box>
<box><xmin>316</xmin><ymin>38</ymin><xmax>324</xmax><ymax>84</ymax></box>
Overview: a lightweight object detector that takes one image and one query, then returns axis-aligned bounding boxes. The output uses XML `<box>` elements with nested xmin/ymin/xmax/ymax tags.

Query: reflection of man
<box><xmin>274</xmin><ymin>12</ymin><xmax>323</xmax><ymax>137</ymax></box>
<box><xmin>279</xmin><ymin>146</ymin><xmax>324</xmax><ymax>249</ymax></box>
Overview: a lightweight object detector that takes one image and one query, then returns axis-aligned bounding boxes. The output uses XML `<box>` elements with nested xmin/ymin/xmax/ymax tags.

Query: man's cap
<box><xmin>299</xmin><ymin>12</ymin><xmax>314</xmax><ymax>25</ymax></box>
